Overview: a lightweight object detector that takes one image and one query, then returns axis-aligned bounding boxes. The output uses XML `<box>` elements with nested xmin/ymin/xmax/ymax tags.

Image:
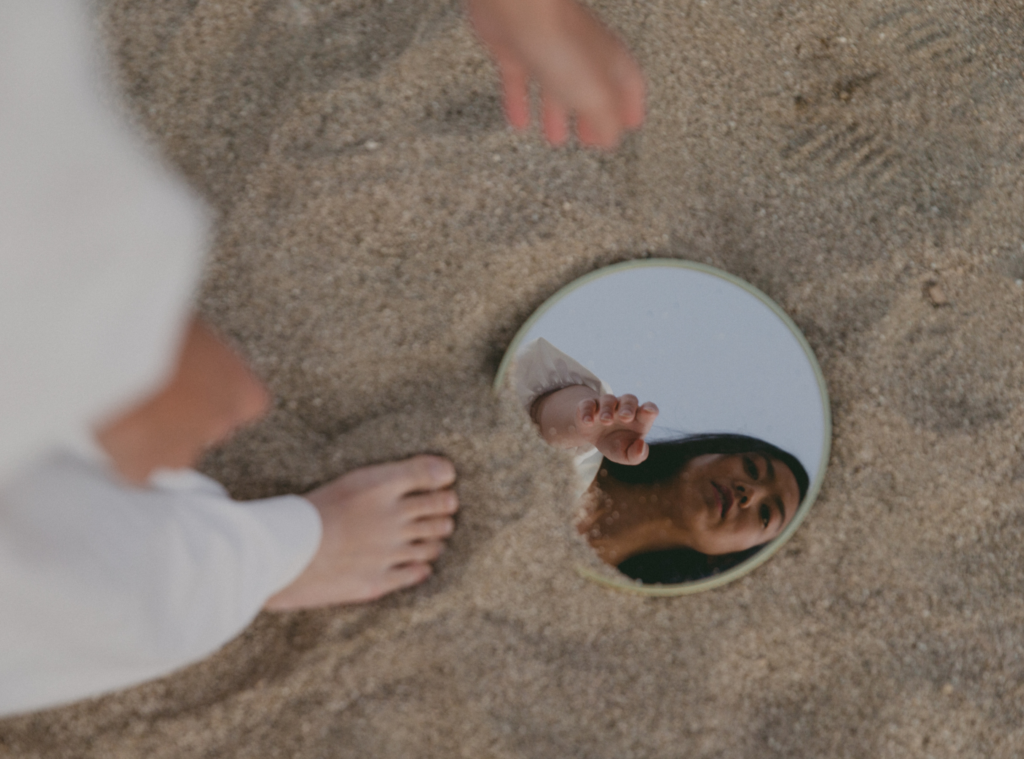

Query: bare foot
<box><xmin>264</xmin><ymin>455</ymin><xmax>458</xmax><ymax>611</ymax></box>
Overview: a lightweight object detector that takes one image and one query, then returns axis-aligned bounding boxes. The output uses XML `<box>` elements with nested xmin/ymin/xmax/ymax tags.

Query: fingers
<box><xmin>577</xmin><ymin>397</ymin><xmax>598</xmax><ymax>425</ymax></box>
<box><xmin>499</xmin><ymin>59</ymin><xmax>531</xmax><ymax>131</ymax></box>
<box><xmin>638</xmin><ymin>401</ymin><xmax>659</xmax><ymax>420</ymax></box>
<box><xmin>575</xmin><ymin>106</ymin><xmax>619</xmax><ymax>149</ymax></box>
<box><xmin>636</xmin><ymin>401</ymin><xmax>659</xmax><ymax>434</ymax></box>
<box><xmin>597</xmin><ymin>394</ymin><xmax>617</xmax><ymax>423</ymax></box>
<box><xmin>615</xmin><ymin>394</ymin><xmax>638</xmax><ymax>423</ymax></box>
<box><xmin>575</xmin><ymin>394</ymin><xmax>656</xmax><ymax>443</ymax></box>
<box><xmin>614</xmin><ymin>56</ymin><xmax>647</xmax><ymax>131</ymax></box>
<box><xmin>469</xmin><ymin>0</ymin><xmax>644</xmax><ymax>150</ymax></box>
<box><xmin>624</xmin><ymin>437</ymin><xmax>650</xmax><ymax>465</ymax></box>
<box><xmin>541</xmin><ymin>90</ymin><xmax>570</xmax><ymax>146</ymax></box>
<box><xmin>593</xmin><ymin>394</ymin><xmax>643</xmax><ymax>425</ymax></box>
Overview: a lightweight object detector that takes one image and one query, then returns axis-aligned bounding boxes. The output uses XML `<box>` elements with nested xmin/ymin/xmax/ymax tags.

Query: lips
<box><xmin>713</xmin><ymin>482</ymin><xmax>734</xmax><ymax>520</ymax></box>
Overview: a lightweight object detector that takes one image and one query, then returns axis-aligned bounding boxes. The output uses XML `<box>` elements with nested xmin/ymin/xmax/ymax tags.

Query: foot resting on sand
<box><xmin>264</xmin><ymin>455</ymin><xmax>459</xmax><ymax>610</ymax></box>
<box><xmin>97</xmin><ymin>317</ymin><xmax>459</xmax><ymax>611</ymax></box>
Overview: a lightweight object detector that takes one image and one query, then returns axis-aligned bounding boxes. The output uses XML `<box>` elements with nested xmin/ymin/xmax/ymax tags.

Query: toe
<box><xmin>403</xmin><ymin>489</ymin><xmax>458</xmax><ymax>519</ymax></box>
<box><xmin>404</xmin><ymin>516</ymin><xmax>455</xmax><ymax>541</ymax></box>
<box><xmin>386</xmin><ymin>455</ymin><xmax>457</xmax><ymax>495</ymax></box>
<box><xmin>399</xmin><ymin>540</ymin><xmax>446</xmax><ymax>563</ymax></box>
<box><xmin>376</xmin><ymin>563</ymin><xmax>433</xmax><ymax>598</ymax></box>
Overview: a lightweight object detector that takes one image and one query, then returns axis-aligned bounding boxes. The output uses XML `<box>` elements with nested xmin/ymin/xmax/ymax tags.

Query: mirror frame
<box><xmin>495</xmin><ymin>259</ymin><xmax>832</xmax><ymax>596</ymax></box>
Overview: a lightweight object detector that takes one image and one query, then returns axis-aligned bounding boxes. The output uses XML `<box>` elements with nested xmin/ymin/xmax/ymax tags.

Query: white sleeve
<box><xmin>510</xmin><ymin>338</ymin><xmax>613</xmax><ymax>413</ymax></box>
<box><xmin>511</xmin><ymin>338</ymin><xmax>613</xmax><ymax>494</ymax></box>
<box><xmin>0</xmin><ymin>0</ymin><xmax>210</xmax><ymax>485</ymax></box>
<box><xmin>0</xmin><ymin>450</ymin><xmax>322</xmax><ymax>717</ymax></box>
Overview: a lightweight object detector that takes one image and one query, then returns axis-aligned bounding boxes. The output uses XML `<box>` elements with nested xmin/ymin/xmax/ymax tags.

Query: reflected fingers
<box><xmin>598</xmin><ymin>394</ymin><xmax>618</xmax><ymax>423</ymax></box>
<box><xmin>625</xmin><ymin>437</ymin><xmax>650</xmax><ymax>465</ymax></box>
<box><xmin>542</xmin><ymin>91</ymin><xmax>570</xmax><ymax>147</ymax></box>
<box><xmin>638</xmin><ymin>401</ymin><xmax>659</xmax><ymax>418</ymax></box>
<box><xmin>499</xmin><ymin>59</ymin><xmax>531</xmax><ymax>131</ymax></box>
<box><xmin>577</xmin><ymin>397</ymin><xmax>598</xmax><ymax>425</ymax></box>
<box><xmin>615</xmin><ymin>394</ymin><xmax>638</xmax><ymax>422</ymax></box>
<box><xmin>636</xmin><ymin>401</ymin><xmax>659</xmax><ymax>432</ymax></box>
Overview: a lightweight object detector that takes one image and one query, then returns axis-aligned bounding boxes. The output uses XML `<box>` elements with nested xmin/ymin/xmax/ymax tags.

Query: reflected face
<box><xmin>673</xmin><ymin>452</ymin><xmax>800</xmax><ymax>555</ymax></box>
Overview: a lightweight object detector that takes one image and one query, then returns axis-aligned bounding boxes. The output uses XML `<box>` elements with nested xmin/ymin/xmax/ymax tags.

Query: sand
<box><xmin>3</xmin><ymin>0</ymin><xmax>1024</xmax><ymax>756</ymax></box>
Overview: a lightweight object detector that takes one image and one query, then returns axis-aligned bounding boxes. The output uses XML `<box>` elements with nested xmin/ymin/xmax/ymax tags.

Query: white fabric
<box><xmin>0</xmin><ymin>1</ymin><xmax>324</xmax><ymax>716</ymax></box>
<box><xmin>0</xmin><ymin>451</ymin><xmax>322</xmax><ymax>716</ymax></box>
<box><xmin>511</xmin><ymin>338</ymin><xmax>613</xmax><ymax>493</ymax></box>
<box><xmin>0</xmin><ymin>0</ymin><xmax>207</xmax><ymax>484</ymax></box>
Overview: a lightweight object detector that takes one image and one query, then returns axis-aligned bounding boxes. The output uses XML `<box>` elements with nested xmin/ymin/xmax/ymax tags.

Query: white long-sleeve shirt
<box><xmin>0</xmin><ymin>1</ymin><xmax>323</xmax><ymax>716</ymax></box>
<box><xmin>0</xmin><ymin>450</ymin><xmax>321</xmax><ymax>716</ymax></box>
<box><xmin>511</xmin><ymin>337</ymin><xmax>613</xmax><ymax>495</ymax></box>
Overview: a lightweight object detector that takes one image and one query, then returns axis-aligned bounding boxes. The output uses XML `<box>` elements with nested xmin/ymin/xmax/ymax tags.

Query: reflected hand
<box><xmin>575</xmin><ymin>393</ymin><xmax>658</xmax><ymax>465</ymax></box>
<box><xmin>465</xmin><ymin>0</ymin><xmax>646</xmax><ymax>149</ymax></box>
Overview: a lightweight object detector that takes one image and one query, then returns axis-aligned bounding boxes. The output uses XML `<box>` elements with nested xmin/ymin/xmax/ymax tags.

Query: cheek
<box><xmin>691</xmin><ymin>521</ymin><xmax>764</xmax><ymax>556</ymax></box>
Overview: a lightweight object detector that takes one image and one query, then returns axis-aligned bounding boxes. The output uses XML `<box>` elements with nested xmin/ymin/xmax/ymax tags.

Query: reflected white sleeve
<box><xmin>511</xmin><ymin>337</ymin><xmax>613</xmax><ymax>412</ymax></box>
<box><xmin>0</xmin><ymin>450</ymin><xmax>322</xmax><ymax>717</ymax></box>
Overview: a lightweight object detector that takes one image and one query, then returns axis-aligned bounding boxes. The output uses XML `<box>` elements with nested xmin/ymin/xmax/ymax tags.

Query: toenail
<box><xmin>430</xmin><ymin>459</ymin><xmax>454</xmax><ymax>481</ymax></box>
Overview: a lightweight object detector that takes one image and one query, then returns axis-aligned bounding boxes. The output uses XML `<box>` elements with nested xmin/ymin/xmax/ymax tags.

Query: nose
<box><xmin>734</xmin><ymin>482</ymin><xmax>768</xmax><ymax>509</ymax></box>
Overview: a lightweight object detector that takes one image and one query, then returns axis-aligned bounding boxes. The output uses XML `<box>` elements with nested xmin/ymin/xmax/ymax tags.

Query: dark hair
<box><xmin>600</xmin><ymin>433</ymin><xmax>810</xmax><ymax>585</ymax></box>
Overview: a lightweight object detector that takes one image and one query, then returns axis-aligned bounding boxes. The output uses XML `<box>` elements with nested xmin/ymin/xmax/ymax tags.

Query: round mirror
<box><xmin>496</xmin><ymin>260</ymin><xmax>831</xmax><ymax>595</ymax></box>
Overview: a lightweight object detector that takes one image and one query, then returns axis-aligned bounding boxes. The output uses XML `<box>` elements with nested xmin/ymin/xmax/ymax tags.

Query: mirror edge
<box><xmin>494</xmin><ymin>258</ymin><xmax>833</xmax><ymax>596</ymax></box>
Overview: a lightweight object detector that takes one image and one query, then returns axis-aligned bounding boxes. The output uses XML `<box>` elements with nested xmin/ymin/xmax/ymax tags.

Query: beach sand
<box><xmin>3</xmin><ymin>0</ymin><xmax>1024</xmax><ymax>756</ymax></box>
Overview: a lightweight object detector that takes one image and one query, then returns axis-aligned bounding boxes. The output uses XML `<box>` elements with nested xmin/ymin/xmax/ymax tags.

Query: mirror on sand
<box><xmin>496</xmin><ymin>260</ymin><xmax>831</xmax><ymax>595</ymax></box>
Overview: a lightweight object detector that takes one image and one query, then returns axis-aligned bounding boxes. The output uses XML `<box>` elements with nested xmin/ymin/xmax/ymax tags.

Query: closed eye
<box><xmin>743</xmin><ymin>455</ymin><xmax>760</xmax><ymax>480</ymax></box>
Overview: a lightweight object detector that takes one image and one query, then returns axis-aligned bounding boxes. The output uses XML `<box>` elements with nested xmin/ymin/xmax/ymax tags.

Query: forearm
<box><xmin>531</xmin><ymin>384</ymin><xmax>598</xmax><ymax>449</ymax></box>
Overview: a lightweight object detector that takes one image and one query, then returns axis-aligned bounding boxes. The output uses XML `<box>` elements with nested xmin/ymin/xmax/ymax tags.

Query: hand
<box><xmin>465</xmin><ymin>0</ymin><xmax>646</xmax><ymax>149</ymax></box>
<box><xmin>574</xmin><ymin>393</ymin><xmax>658</xmax><ymax>465</ymax></box>
<box><xmin>264</xmin><ymin>455</ymin><xmax>459</xmax><ymax>611</ymax></box>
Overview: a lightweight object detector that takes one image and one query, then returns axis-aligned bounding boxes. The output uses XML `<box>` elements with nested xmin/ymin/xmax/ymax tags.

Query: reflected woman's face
<box><xmin>673</xmin><ymin>452</ymin><xmax>800</xmax><ymax>555</ymax></box>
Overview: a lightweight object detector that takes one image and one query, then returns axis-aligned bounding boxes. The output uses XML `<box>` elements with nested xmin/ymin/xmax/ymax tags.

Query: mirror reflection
<box><xmin>501</xmin><ymin>260</ymin><xmax>829</xmax><ymax>589</ymax></box>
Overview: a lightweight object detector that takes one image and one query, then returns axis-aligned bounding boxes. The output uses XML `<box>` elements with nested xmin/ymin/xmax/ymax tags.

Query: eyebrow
<box><xmin>762</xmin><ymin>453</ymin><xmax>776</xmax><ymax>482</ymax></box>
<box><xmin>774</xmin><ymin>496</ymin><xmax>787</xmax><ymax>533</ymax></box>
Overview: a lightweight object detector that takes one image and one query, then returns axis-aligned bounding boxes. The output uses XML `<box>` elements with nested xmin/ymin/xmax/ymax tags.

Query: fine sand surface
<box><xmin>4</xmin><ymin>1</ymin><xmax>1024</xmax><ymax>756</ymax></box>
